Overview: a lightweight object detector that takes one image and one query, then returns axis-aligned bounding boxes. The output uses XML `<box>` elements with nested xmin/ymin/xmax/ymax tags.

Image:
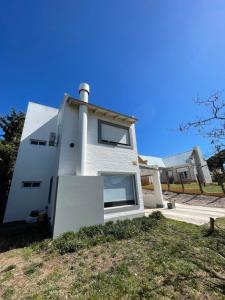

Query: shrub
<box><xmin>150</xmin><ymin>211</ymin><xmax>165</xmax><ymax>220</ymax></box>
<box><xmin>77</xmin><ymin>224</ymin><xmax>104</xmax><ymax>239</ymax></box>
<box><xmin>52</xmin><ymin>235</ymin><xmax>85</xmax><ymax>255</ymax></box>
<box><xmin>49</xmin><ymin>214</ymin><xmax>164</xmax><ymax>255</ymax></box>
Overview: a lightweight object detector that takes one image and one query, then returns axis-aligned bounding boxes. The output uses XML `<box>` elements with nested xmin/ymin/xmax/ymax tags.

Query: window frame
<box><xmin>98</xmin><ymin>120</ymin><xmax>132</xmax><ymax>148</ymax></box>
<box><xmin>101</xmin><ymin>173</ymin><xmax>138</xmax><ymax>209</ymax></box>
<box><xmin>30</xmin><ymin>139</ymin><xmax>47</xmax><ymax>146</ymax></box>
<box><xmin>22</xmin><ymin>181</ymin><xmax>42</xmax><ymax>188</ymax></box>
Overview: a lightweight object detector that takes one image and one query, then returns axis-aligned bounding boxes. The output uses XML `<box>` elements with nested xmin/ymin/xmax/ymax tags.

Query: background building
<box><xmin>139</xmin><ymin>147</ymin><xmax>212</xmax><ymax>185</ymax></box>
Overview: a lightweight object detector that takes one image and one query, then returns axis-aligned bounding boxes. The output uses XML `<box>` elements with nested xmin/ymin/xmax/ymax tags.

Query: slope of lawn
<box><xmin>1</xmin><ymin>213</ymin><xmax>225</xmax><ymax>299</ymax></box>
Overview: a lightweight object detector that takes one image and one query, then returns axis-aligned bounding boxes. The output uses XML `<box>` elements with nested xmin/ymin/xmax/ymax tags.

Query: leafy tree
<box><xmin>207</xmin><ymin>149</ymin><xmax>225</xmax><ymax>173</ymax></box>
<box><xmin>0</xmin><ymin>109</ymin><xmax>25</xmax><ymax>195</ymax></box>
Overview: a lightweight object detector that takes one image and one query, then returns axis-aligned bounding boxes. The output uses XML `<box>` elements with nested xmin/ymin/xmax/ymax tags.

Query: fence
<box><xmin>142</xmin><ymin>176</ymin><xmax>225</xmax><ymax>197</ymax></box>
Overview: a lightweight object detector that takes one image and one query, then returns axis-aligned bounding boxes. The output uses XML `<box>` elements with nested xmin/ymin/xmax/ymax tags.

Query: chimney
<box><xmin>77</xmin><ymin>83</ymin><xmax>89</xmax><ymax>175</ymax></box>
<box><xmin>79</xmin><ymin>83</ymin><xmax>89</xmax><ymax>103</ymax></box>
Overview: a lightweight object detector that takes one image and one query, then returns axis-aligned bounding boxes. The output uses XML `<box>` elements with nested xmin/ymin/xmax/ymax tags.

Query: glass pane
<box><xmin>103</xmin><ymin>175</ymin><xmax>135</xmax><ymax>203</ymax></box>
<box><xmin>23</xmin><ymin>182</ymin><xmax>32</xmax><ymax>187</ymax></box>
<box><xmin>32</xmin><ymin>182</ymin><xmax>41</xmax><ymax>187</ymax></box>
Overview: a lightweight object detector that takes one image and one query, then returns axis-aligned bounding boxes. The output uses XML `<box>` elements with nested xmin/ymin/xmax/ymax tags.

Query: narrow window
<box><xmin>49</xmin><ymin>132</ymin><xmax>56</xmax><ymax>146</ymax></box>
<box><xmin>22</xmin><ymin>181</ymin><xmax>41</xmax><ymax>188</ymax></box>
<box><xmin>98</xmin><ymin>120</ymin><xmax>131</xmax><ymax>147</ymax></box>
<box><xmin>30</xmin><ymin>139</ymin><xmax>47</xmax><ymax>146</ymax></box>
<box><xmin>48</xmin><ymin>177</ymin><xmax>53</xmax><ymax>204</ymax></box>
<box><xmin>103</xmin><ymin>174</ymin><xmax>137</xmax><ymax>208</ymax></box>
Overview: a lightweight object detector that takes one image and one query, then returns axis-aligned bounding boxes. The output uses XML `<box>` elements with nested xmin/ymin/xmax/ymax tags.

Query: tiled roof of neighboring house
<box><xmin>139</xmin><ymin>155</ymin><xmax>166</xmax><ymax>168</ymax></box>
<box><xmin>163</xmin><ymin>150</ymin><xmax>193</xmax><ymax>167</ymax></box>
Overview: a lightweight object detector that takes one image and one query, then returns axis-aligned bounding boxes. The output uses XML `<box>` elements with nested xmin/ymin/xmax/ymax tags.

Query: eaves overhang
<box><xmin>67</xmin><ymin>97</ymin><xmax>137</xmax><ymax>124</ymax></box>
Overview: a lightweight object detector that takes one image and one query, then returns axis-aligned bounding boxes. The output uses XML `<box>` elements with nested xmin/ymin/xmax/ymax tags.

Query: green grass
<box><xmin>146</xmin><ymin>182</ymin><xmax>224</xmax><ymax>195</ymax></box>
<box><xmin>173</xmin><ymin>182</ymin><xmax>223</xmax><ymax>193</ymax></box>
<box><xmin>1</xmin><ymin>214</ymin><xmax>225</xmax><ymax>299</ymax></box>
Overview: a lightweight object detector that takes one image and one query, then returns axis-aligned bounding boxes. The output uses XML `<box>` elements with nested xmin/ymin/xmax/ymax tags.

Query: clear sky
<box><xmin>1</xmin><ymin>0</ymin><xmax>225</xmax><ymax>158</ymax></box>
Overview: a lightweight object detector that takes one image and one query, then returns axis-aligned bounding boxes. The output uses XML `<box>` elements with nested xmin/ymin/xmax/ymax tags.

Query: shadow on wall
<box><xmin>3</xmin><ymin>115</ymin><xmax>59</xmax><ymax>223</ymax></box>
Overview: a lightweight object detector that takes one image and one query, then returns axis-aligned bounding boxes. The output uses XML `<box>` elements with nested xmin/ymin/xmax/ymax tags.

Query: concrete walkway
<box><xmin>145</xmin><ymin>202</ymin><xmax>225</xmax><ymax>225</ymax></box>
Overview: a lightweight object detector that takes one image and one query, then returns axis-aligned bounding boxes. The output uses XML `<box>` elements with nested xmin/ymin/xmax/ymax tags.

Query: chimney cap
<box><xmin>79</xmin><ymin>83</ymin><xmax>90</xmax><ymax>94</ymax></box>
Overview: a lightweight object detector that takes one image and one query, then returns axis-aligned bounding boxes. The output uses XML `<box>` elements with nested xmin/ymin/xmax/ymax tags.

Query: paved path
<box><xmin>145</xmin><ymin>202</ymin><xmax>225</xmax><ymax>225</ymax></box>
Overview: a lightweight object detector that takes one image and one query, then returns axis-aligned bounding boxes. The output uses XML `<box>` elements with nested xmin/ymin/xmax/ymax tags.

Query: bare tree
<box><xmin>179</xmin><ymin>91</ymin><xmax>225</xmax><ymax>192</ymax></box>
<box><xmin>179</xmin><ymin>91</ymin><xmax>225</xmax><ymax>146</ymax></box>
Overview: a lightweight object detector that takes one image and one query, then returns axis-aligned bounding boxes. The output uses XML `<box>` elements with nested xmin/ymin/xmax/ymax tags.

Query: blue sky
<box><xmin>1</xmin><ymin>0</ymin><xmax>225</xmax><ymax>158</ymax></box>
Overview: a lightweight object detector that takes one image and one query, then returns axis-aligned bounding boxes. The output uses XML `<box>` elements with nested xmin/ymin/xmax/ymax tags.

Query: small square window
<box><xmin>30</xmin><ymin>139</ymin><xmax>46</xmax><ymax>146</ymax></box>
<box><xmin>22</xmin><ymin>181</ymin><xmax>41</xmax><ymax>188</ymax></box>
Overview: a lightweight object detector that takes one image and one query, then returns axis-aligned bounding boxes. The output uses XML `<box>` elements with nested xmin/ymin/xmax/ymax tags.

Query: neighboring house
<box><xmin>4</xmin><ymin>83</ymin><xmax>145</xmax><ymax>237</ymax></box>
<box><xmin>139</xmin><ymin>147</ymin><xmax>212</xmax><ymax>185</ymax></box>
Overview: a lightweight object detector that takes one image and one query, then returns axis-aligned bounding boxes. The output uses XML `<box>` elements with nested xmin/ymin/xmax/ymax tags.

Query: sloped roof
<box><xmin>139</xmin><ymin>155</ymin><xmax>165</xmax><ymax>168</ymax></box>
<box><xmin>163</xmin><ymin>150</ymin><xmax>193</xmax><ymax>167</ymax></box>
<box><xmin>139</xmin><ymin>150</ymin><xmax>194</xmax><ymax>168</ymax></box>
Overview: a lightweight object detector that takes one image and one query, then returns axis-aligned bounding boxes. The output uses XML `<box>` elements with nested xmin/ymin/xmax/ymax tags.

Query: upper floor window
<box><xmin>98</xmin><ymin>120</ymin><xmax>131</xmax><ymax>147</ymax></box>
<box><xmin>30</xmin><ymin>139</ymin><xmax>46</xmax><ymax>146</ymax></box>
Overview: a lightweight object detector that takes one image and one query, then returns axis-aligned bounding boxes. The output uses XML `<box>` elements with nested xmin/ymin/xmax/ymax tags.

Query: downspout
<box><xmin>78</xmin><ymin>83</ymin><xmax>89</xmax><ymax>176</ymax></box>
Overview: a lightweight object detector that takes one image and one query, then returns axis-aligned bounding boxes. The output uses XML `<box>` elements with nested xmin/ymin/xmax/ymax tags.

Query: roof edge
<box><xmin>67</xmin><ymin>96</ymin><xmax>138</xmax><ymax>123</ymax></box>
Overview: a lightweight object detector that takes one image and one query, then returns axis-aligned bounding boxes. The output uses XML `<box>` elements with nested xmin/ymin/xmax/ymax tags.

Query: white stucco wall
<box><xmin>55</xmin><ymin>105</ymin><xmax>144</xmax><ymax>215</ymax></box>
<box><xmin>53</xmin><ymin>176</ymin><xmax>104</xmax><ymax>238</ymax></box>
<box><xmin>86</xmin><ymin>113</ymin><xmax>144</xmax><ymax>215</ymax></box>
<box><xmin>194</xmin><ymin>146</ymin><xmax>212</xmax><ymax>183</ymax></box>
<box><xmin>4</xmin><ymin>102</ymin><xmax>59</xmax><ymax>222</ymax></box>
<box><xmin>57</xmin><ymin>102</ymin><xmax>79</xmax><ymax>176</ymax></box>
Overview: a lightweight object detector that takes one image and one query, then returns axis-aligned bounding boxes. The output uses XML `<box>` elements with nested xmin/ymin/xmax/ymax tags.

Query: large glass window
<box><xmin>98</xmin><ymin>120</ymin><xmax>131</xmax><ymax>146</ymax></box>
<box><xmin>103</xmin><ymin>174</ymin><xmax>137</xmax><ymax>208</ymax></box>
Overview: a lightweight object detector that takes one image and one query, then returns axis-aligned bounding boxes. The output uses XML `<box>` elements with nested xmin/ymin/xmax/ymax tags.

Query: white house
<box><xmin>4</xmin><ymin>83</ymin><xmax>147</xmax><ymax>237</ymax></box>
<box><xmin>139</xmin><ymin>147</ymin><xmax>212</xmax><ymax>185</ymax></box>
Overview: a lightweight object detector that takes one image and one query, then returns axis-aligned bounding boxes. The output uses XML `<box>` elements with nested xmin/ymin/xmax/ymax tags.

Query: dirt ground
<box><xmin>143</xmin><ymin>189</ymin><xmax>225</xmax><ymax>208</ymax></box>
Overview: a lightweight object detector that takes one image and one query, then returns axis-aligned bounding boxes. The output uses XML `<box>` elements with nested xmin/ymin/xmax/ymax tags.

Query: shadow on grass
<box><xmin>0</xmin><ymin>221</ymin><xmax>51</xmax><ymax>253</ymax></box>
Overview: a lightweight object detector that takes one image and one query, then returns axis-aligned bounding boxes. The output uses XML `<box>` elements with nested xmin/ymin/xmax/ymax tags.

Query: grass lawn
<box><xmin>145</xmin><ymin>182</ymin><xmax>224</xmax><ymax>195</ymax></box>
<box><xmin>1</xmin><ymin>214</ymin><xmax>225</xmax><ymax>299</ymax></box>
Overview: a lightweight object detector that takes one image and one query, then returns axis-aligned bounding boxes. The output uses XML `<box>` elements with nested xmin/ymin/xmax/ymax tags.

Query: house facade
<box><xmin>4</xmin><ymin>83</ymin><xmax>145</xmax><ymax>237</ymax></box>
<box><xmin>139</xmin><ymin>147</ymin><xmax>212</xmax><ymax>185</ymax></box>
